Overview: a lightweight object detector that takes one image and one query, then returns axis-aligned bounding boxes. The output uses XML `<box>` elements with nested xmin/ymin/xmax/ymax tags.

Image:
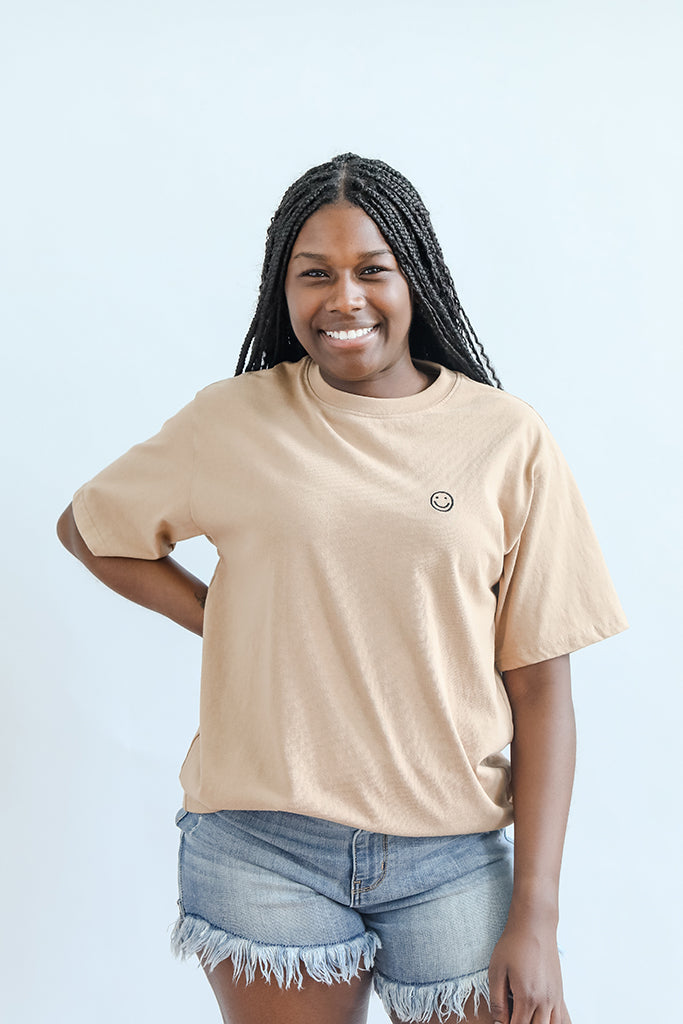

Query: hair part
<box><xmin>235</xmin><ymin>153</ymin><xmax>502</xmax><ymax>389</ymax></box>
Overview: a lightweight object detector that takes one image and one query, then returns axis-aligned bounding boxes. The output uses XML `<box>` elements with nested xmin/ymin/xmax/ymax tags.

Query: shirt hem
<box><xmin>495</xmin><ymin>616</ymin><xmax>630</xmax><ymax>673</ymax></box>
<box><xmin>72</xmin><ymin>488</ymin><xmax>108</xmax><ymax>557</ymax></box>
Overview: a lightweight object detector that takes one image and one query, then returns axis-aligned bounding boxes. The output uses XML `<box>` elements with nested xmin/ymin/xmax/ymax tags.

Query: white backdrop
<box><xmin>2</xmin><ymin>2</ymin><xmax>680</xmax><ymax>1021</ymax></box>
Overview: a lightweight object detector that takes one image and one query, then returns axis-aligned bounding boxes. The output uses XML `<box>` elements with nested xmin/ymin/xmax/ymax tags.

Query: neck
<box><xmin>318</xmin><ymin>359</ymin><xmax>437</xmax><ymax>400</ymax></box>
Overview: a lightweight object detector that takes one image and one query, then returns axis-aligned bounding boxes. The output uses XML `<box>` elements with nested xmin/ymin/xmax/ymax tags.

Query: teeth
<box><xmin>323</xmin><ymin>326</ymin><xmax>376</xmax><ymax>340</ymax></box>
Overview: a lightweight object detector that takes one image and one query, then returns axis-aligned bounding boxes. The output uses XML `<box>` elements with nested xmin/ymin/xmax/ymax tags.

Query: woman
<box><xmin>57</xmin><ymin>153</ymin><xmax>628</xmax><ymax>1024</ymax></box>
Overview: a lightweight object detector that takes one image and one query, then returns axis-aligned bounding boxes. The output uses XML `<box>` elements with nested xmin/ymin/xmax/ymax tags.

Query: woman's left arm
<box><xmin>488</xmin><ymin>653</ymin><xmax>575</xmax><ymax>1024</ymax></box>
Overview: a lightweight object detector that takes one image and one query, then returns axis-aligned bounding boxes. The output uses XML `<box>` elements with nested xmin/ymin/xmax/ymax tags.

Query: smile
<box><xmin>321</xmin><ymin>325</ymin><xmax>378</xmax><ymax>341</ymax></box>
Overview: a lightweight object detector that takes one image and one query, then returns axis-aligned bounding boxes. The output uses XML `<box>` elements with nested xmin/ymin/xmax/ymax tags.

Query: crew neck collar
<box><xmin>303</xmin><ymin>357</ymin><xmax>460</xmax><ymax>416</ymax></box>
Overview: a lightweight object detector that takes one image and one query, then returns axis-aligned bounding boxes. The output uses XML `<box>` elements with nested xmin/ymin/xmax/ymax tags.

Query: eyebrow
<box><xmin>291</xmin><ymin>248</ymin><xmax>393</xmax><ymax>261</ymax></box>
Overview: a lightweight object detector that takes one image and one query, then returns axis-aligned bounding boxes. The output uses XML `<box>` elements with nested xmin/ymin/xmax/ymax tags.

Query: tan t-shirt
<box><xmin>72</xmin><ymin>357</ymin><xmax>628</xmax><ymax>836</ymax></box>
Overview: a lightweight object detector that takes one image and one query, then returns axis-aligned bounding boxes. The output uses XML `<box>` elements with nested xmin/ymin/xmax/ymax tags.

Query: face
<box><xmin>284</xmin><ymin>202</ymin><xmax>415</xmax><ymax>395</ymax></box>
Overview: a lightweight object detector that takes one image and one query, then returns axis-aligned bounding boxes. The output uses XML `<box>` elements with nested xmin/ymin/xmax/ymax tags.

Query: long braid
<box><xmin>236</xmin><ymin>154</ymin><xmax>502</xmax><ymax>389</ymax></box>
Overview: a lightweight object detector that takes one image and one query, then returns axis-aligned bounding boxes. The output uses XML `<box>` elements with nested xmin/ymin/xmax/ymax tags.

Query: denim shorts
<box><xmin>170</xmin><ymin>807</ymin><xmax>514</xmax><ymax>1024</ymax></box>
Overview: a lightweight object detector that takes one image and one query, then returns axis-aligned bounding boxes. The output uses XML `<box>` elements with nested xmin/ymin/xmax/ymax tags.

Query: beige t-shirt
<box><xmin>72</xmin><ymin>357</ymin><xmax>628</xmax><ymax>836</ymax></box>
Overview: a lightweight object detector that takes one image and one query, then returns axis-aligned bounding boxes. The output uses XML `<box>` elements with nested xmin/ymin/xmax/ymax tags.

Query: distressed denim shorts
<box><xmin>170</xmin><ymin>807</ymin><xmax>514</xmax><ymax>1024</ymax></box>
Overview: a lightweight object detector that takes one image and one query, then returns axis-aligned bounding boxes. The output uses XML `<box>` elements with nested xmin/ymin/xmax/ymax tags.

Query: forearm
<box><xmin>57</xmin><ymin>504</ymin><xmax>207</xmax><ymax>636</ymax></box>
<box><xmin>503</xmin><ymin>653</ymin><xmax>576</xmax><ymax>920</ymax></box>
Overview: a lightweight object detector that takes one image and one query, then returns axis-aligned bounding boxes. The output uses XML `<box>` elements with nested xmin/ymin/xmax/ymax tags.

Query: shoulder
<box><xmin>190</xmin><ymin>360</ymin><xmax>304</xmax><ymax>416</ymax></box>
<box><xmin>454</xmin><ymin>374</ymin><xmax>552</xmax><ymax>450</ymax></box>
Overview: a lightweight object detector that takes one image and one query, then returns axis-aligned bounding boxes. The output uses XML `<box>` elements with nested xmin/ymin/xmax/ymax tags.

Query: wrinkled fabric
<box><xmin>73</xmin><ymin>356</ymin><xmax>628</xmax><ymax>836</ymax></box>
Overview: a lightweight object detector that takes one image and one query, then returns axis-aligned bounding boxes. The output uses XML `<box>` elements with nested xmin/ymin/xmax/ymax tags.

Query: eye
<box><xmin>361</xmin><ymin>266</ymin><xmax>390</xmax><ymax>275</ymax></box>
<box><xmin>299</xmin><ymin>269</ymin><xmax>328</xmax><ymax>278</ymax></box>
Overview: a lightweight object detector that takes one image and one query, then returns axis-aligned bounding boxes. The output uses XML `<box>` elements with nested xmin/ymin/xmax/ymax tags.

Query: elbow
<box><xmin>57</xmin><ymin>503</ymin><xmax>81</xmax><ymax>555</ymax></box>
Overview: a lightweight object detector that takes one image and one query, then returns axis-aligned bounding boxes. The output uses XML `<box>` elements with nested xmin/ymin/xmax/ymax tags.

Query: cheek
<box><xmin>387</xmin><ymin>276</ymin><xmax>412</xmax><ymax>318</ymax></box>
<box><xmin>284</xmin><ymin>287</ymin><xmax>302</xmax><ymax>327</ymax></box>
<box><xmin>285</xmin><ymin>282</ymin><xmax>317</xmax><ymax>329</ymax></box>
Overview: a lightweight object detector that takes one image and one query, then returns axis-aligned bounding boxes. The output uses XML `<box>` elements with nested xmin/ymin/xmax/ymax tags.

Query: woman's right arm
<box><xmin>56</xmin><ymin>504</ymin><xmax>208</xmax><ymax>637</ymax></box>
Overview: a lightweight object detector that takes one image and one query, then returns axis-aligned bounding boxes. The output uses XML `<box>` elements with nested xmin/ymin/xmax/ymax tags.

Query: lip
<box><xmin>318</xmin><ymin>324</ymin><xmax>380</xmax><ymax>347</ymax></box>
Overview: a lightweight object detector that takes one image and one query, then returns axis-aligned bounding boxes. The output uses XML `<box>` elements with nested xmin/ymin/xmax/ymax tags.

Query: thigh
<box><xmin>204</xmin><ymin>958</ymin><xmax>374</xmax><ymax>1024</ymax></box>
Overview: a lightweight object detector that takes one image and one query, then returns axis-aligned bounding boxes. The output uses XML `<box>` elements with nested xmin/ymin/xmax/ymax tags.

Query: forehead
<box><xmin>291</xmin><ymin>203</ymin><xmax>391</xmax><ymax>258</ymax></box>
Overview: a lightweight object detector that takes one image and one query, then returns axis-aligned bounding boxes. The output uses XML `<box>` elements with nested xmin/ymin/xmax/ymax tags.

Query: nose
<box><xmin>325</xmin><ymin>272</ymin><xmax>366</xmax><ymax>314</ymax></box>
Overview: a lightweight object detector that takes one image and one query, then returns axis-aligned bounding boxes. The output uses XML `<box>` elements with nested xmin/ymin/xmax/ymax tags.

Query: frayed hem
<box><xmin>170</xmin><ymin>912</ymin><xmax>381</xmax><ymax>988</ymax></box>
<box><xmin>373</xmin><ymin>966</ymin><xmax>490</xmax><ymax>1023</ymax></box>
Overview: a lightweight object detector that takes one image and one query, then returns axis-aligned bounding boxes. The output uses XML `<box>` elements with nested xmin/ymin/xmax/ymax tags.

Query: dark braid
<box><xmin>236</xmin><ymin>154</ymin><xmax>502</xmax><ymax>388</ymax></box>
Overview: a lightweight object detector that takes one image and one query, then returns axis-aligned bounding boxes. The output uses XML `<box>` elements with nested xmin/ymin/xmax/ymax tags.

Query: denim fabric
<box><xmin>171</xmin><ymin>807</ymin><xmax>514</xmax><ymax>1023</ymax></box>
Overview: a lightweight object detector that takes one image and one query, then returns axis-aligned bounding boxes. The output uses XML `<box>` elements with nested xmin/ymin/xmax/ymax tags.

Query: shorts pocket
<box><xmin>175</xmin><ymin>808</ymin><xmax>202</xmax><ymax>835</ymax></box>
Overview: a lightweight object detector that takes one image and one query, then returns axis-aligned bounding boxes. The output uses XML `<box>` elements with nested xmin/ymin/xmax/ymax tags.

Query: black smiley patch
<box><xmin>430</xmin><ymin>491</ymin><xmax>454</xmax><ymax>512</ymax></box>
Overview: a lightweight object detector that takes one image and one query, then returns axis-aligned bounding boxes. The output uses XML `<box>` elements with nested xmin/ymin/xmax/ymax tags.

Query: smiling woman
<box><xmin>235</xmin><ymin>154</ymin><xmax>501</xmax><ymax>390</ymax></box>
<box><xmin>57</xmin><ymin>153</ymin><xmax>628</xmax><ymax>1024</ymax></box>
<box><xmin>283</xmin><ymin>203</ymin><xmax>420</xmax><ymax>396</ymax></box>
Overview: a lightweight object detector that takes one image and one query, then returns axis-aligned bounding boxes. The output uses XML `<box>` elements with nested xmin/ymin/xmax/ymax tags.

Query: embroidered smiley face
<box><xmin>430</xmin><ymin>491</ymin><xmax>454</xmax><ymax>512</ymax></box>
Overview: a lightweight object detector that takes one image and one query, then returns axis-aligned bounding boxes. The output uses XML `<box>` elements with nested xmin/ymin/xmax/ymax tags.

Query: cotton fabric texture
<box><xmin>72</xmin><ymin>356</ymin><xmax>628</xmax><ymax>836</ymax></box>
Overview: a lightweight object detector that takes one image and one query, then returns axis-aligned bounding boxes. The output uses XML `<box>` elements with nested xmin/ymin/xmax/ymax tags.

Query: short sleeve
<box><xmin>494</xmin><ymin>416</ymin><xmax>629</xmax><ymax>672</ymax></box>
<box><xmin>72</xmin><ymin>397</ymin><xmax>201</xmax><ymax>559</ymax></box>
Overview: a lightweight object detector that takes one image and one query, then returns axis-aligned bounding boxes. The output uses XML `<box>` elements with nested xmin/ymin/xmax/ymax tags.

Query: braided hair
<box><xmin>235</xmin><ymin>153</ymin><xmax>501</xmax><ymax>388</ymax></box>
